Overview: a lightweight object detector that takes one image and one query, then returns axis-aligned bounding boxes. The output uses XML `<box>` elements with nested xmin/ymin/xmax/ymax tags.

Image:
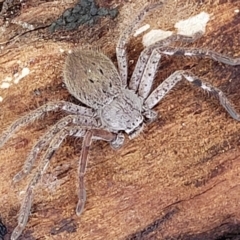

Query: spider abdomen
<box><xmin>64</xmin><ymin>49</ymin><xmax>122</xmax><ymax>109</ymax></box>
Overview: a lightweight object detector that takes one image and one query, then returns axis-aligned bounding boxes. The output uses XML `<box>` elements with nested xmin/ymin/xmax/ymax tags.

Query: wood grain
<box><xmin>0</xmin><ymin>0</ymin><xmax>240</xmax><ymax>239</ymax></box>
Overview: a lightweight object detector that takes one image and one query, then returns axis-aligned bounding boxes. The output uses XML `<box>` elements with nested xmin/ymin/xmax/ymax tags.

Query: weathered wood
<box><xmin>0</xmin><ymin>0</ymin><xmax>240</xmax><ymax>239</ymax></box>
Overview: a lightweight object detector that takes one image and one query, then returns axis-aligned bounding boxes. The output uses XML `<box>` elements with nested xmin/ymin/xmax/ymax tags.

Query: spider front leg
<box><xmin>129</xmin><ymin>31</ymin><xmax>203</xmax><ymax>92</ymax></box>
<box><xmin>0</xmin><ymin>100</ymin><xmax>94</xmax><ymax>148</ymax></box>
<box><xmin>116</xmin><ymin>1</ymin><xmax>163</xmax><ymax>85</ymax></box>
<box><xmin>145</xmin><ymin>70</ymin><xmax>240</xmax><ymax>121</ymax></box>
<box><xmin>133</xmin><ymin>42</ymin><xmax>239</xmax><ymax>120</ymax></box>
<box><xmin>76</xmin><ymin>129</ymin><xmax>122</xmax><ymax>215</ymax></box>
<box><xmin>10</xmin><ymin>126</ymin><xmax>85</xmax><ymax>240</ymax></box>
<box><xmin>11</xmin><ymin>126</ymin><xmax>119</xmax><ymax>240</ymax></box>
<box><xmin>13</xmin><ymin>115</ymin><xmax>98</xmax><ymax>183</ymax></box>
<box><xmin>76</xmin><ymin>130</ymin><xmax>92</xmax><ymax>216</ymax></box>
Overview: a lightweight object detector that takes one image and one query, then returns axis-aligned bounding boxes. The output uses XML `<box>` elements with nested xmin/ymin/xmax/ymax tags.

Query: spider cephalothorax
<box><xmin>0</xmin><ymin>2</ymin><xmax>240</xmax><ymax>239</ymax></box>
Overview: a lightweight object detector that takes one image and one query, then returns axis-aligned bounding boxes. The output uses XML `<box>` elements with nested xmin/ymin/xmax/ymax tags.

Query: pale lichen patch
<box><xmin>142</xmin><ymin>12</ymin><xmax>210</xmax><ymax>47</ymax></box>
<box><xmin>175</xmin><ymin>12</ymin><xmax>210</xmax><ymax>36</ymax></box>
<box><xmin>3</xmin><ymin>76</ymin><xmax>12</xmax><ymax>82</ymax></box>
<box><xmin>13</xmin><ymin>67</ymin><xmax>30</xmax><ymax>84</ymax></box>
<box><xmin>0</xmin><ymin>82</ymin><xmax>11</xmax><ymax>89</ymax></box>
<box><xmin>134</xmin><ymin>24</ymin><xmax>150</xmax><ymax>37</ymax></box>
<box><xmin>142</xmin><ymin>29</ymin><xmax>173</xmax><ymax>47</ymax></box>
<box><xmin>59</xmin><ymin>48</ymin><xmax>65</xmax><ymax>53</ymax></box>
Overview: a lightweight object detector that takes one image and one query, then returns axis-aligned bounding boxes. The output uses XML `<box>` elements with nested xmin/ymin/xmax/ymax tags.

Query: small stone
<box><xmin>97</xmin><ymin>7</ymin><xmax>109</xmax><ymax>16</ymax></box>
<box><xmin>79</xmin><ymin>6</ymin><xmax>87</xmax><ymax>15</ymax></box>
<box><xmin>90</xmin><ymin>5</ymin><xmax>98</xmax><ymax>16</ymax></box>
<box><xmin>49</xmin><ymin>22</ymin><xmax>57</xmax><ymax>33</ymax></box>
<box><xmin>77</xmin><ymin>14</ymin><xmax>91</xmax><ymax>25</ymax></box>
<box><xmin>109</xmin><ymin>8</ymin><xmax>118</xmax><ymax>18</ymax></box>
<box><xmin>62</xmin><ymin>9</ymin><xmax>72</xmax><ymax>18</ymax></box>
<box><xmin>80</xmin><ymin>0</ymin><xmax>91</xmax><ymax>8</ymax></box>
<box><xmin>66</xmin><ymin>13</ymin><xmax>79</xmax><ymax>23</ymax></box>
<box><xmin>56</xmin><ymin>17</ymin><xmax>66</xmax><ymax>26</ymax></box>
<box><xmin>72</xmin><ymin>4</ymin><xmax>82</xmax><ymax>13</ymax></box>
<box><xmin>66</xmin><ymin>21</ymin><xmax>77</xmax><ymax>30</ymax></box>
<box><xmin>50</xmin><ymin>0</ymin><xmax>119</xmax><ymax>32</ymax></box>
<box><xmin>88</xmin><ymin>16</ymin><xmax>99</xmax><ymax>26</ymax></box>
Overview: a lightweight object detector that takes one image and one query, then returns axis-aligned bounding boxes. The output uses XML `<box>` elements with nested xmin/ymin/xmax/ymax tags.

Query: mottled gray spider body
<box><xmin>0</xmin><ymin>2</ymin><xmax>240</xmax><ymax>240</ymax></box>
<box><xmin>64</xmin><ymin>50</ymin><xmax>145</xmax><ymax>136</ymax></box>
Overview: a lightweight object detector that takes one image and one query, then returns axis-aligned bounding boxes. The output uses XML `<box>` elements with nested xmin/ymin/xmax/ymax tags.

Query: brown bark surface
<box><xmin>0</xmin><ymin>0</ymin><xmax>240</xmax><ymax>239</ymax></box>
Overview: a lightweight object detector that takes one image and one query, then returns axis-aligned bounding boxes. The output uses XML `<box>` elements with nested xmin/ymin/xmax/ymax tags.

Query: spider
<box><xmin>0</xmin><ymin>2</ymin><xmax>240</xmax><ymax>239</ymax></box>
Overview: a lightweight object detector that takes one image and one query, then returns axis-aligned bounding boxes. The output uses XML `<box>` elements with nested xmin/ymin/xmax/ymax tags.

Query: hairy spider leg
<box><xmin>11</xmin><ymin>126</ymin><xmax>118</xmax><ymax>240</ymax></box>
<box><xmin>76</xmin><ymin>130</ymin><xmax>92</xmax><ymax>216</ymax></box>
<box><xmin>11</xmin><ymin>188</ymin><xmax>33</xmax><ymax>240</ymax></box>
<box><xmin>129</xmin><ymin>31</ymin><xmax>203</xmax><ymax>91</ymax></box>
<box><xmin>13</xmin><ymin>115</ymin><xmax>98</xmax><ymax>183</ymax></box>
<box><xmin>116</xmin><ymin>1</ymin><xmax>163</xmax><ymax>86</ymax></box>
<box><xmin>142</xmin><ymin>46</ymin><xmax>240</xmax><ymax>113</ymax></box>
<box><xmin>11</xmin><ymin>127</ymin><xmax>86</xmax><ymax>240</ymax></box>
<box><xmin>76</xmin><ymin>129</ymin><xmax>119</xmax><ymax>215</ymax></box>
<box><xmin>0</xmin><ymin>101</ymin><xmax>94</xmax><ymax>148</ymax></box>
<box><xmin>137</xmin><ymin>48</ymin><xmax>162</xmax><ymax>99</ymax></box>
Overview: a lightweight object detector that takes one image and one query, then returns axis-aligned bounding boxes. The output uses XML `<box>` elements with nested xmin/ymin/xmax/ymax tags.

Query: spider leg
<box><xmin>10</xmin><ymin>126</ymin><xmax>86</xmax><ymax>240</ymax></box>
<box><xmin>11</xmin><ymin>188</ymin><xmax>33</xmax><ymax>240</ymax></box>
<box><xmin>76</xmin><ymin>130</ymin><xmax>92</xmax><ymax>216</ymax></box>
<box><xmin>145</xmin><ymin>70</ymin><xmax>240</xmax><ymax>121</ymax></box>
<box><xmin>116</xmin><ymin>1</ymin><xmax>163</xmax><ymax>86</ymax></box>
<box><xmin>137</xmin><ymin>48</ymin><xmax>162</xmax><ymax>99</ymax></box>
<box><xmin>11</xmin><ymin>126</ymin><xmax>119</xmax><ymax>240</ymax></box>
<box><xmin>129</xmin><ymin>32</ymin><xmax>203</xmax><ymax>92</ymax></box>
<box><xmin>13</xmin><ymin>115</ymin><xmax>98</xmax><ymax>183</ymax></box>
<box><xmin>157</xmin><ymin>46</ymin><xmax>240</xmax><ymax>65</ymax></box>
<box><xmin>76</xmin><ymin>129</ymin><xmax>118</xmax><ymax>215</ymax></box>
<box><xmin>0</xmin><ymin>100</ymin><xmax>94</xmax><ymax>148</ymax></box>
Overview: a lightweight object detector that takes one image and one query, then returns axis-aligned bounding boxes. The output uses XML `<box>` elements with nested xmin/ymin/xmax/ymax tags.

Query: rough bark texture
<box><xmin>0</xmin><ymin>0</ymin><xmax>240</xmax><ymax>239</ymax></box>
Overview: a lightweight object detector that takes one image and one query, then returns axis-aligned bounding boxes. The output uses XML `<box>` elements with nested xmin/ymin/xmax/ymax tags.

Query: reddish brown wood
<box><xmin>0</xmin><ymin>0</ymin><xmax>240</xmax><ymax>239</ymax></box>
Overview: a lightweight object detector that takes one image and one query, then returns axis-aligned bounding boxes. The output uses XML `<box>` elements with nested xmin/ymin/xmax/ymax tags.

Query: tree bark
<box><xmin>0</xmin><ymin>0</ymin><xmax>240</xmax><ymax>239</ymax></box>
